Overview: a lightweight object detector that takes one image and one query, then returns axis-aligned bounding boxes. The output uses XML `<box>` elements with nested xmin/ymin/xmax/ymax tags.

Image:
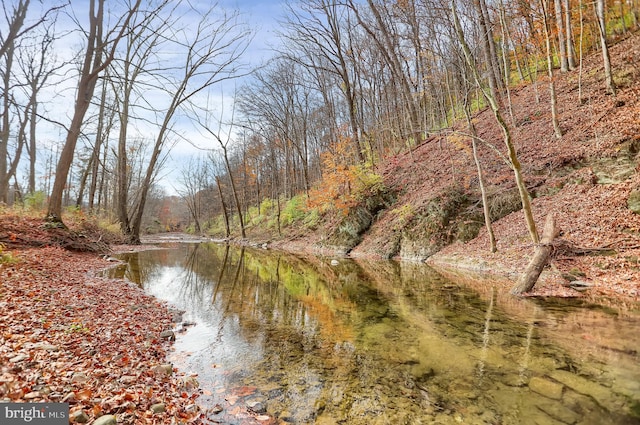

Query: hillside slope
<box><xmin>274</xmin><ymin>32</ymin><xmax>640</xmax><ymax>301</ymax></box>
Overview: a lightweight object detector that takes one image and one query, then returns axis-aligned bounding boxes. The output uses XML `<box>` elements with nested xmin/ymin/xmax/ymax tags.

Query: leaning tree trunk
<box><xmin>511</xmin><ymin>214</ymin><xmax>559</xmax><ymax>295</ymax></box>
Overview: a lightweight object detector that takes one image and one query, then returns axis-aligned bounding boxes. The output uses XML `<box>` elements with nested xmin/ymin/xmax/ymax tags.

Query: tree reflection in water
<box><xmin>108</xmin><ymin>243</ymin><xmax>640</xmax><ymax>425</ymax></box>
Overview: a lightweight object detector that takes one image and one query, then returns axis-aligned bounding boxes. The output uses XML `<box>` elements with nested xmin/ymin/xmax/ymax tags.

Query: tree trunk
<box><xmin>116</xmin><ymin>93</ymin><xmax>131</xmax><ymax>234</ymax></box>
<box><xmin>47</xmin><ymin>0</ymin><xmax>141</xmax><ymax>223</ymax></box>
<box><xmin>0</xmin><ymin>40</ymin><xmax>15</xmax><ymax>202</ymax></box>
<box><xmin>464</xmin><ymin>94</ymin><xmax>497</xmax><ymax>253</ymax></box>
<box><xmin>75</xmin><ymin>156</ymin><xmax>92</xmax><ymax>208</ymax></box>
<box><xmin>28</xmin><ymin>91</ymin><xmax>37</xmax><ymax>194</ymax></box>
<box><xmin>353</xmin><ymin>0</ymin><xmax>423</xmax><ymax>145</ymax></box>
<box><xmin>47</xmin><ymin>0</ymin><xmax>102</xmax><ymax>223</ymax></box>
<box><xmin>541</xmin><ymin>0</ymin><xmax>563</xmax><ymax>139</ymax></box>
<box><xmin>127</xmin><ymin>118</ymin><xmax>169</xmax><ymax>244</ymax></box>
<box><xmin>222</xmin><ymin>146</ymin><xmax>245</xmax><ymax>239</ymax></box>
<box><xmin>511</xmin><ymin>213</ymin><xmax>559</xmax><ymax>295</ymax></box>
<box><xmin>564</xmin><ymin>0</ymin><xmax>576</xmax><ymax>69</ymax></box>
<box><xmin>215</xmin><ymin>175</ymin><xmax>230</xmax><ymax>238</ymax></box>
<box><xmin>595</xmin><ymin>0</ymin><xmax>616</xmax><ymax>95</ymax></box>
<box><xmin>452</xmin><ymin>0</ymin><xmax>539</xmax><ymax>245</ymax></box>
<box><xmin>554</xmin><ymin>0</ymin><xmax>569</xmax><ymax>72</ymax></box>
<box><xmin>472</xmin><ymin>0</ymin><xmax>501</xmax><ymax>101</ymax></box>
<box><xmin>578</xmin><ymin>0</ymin><xmax>585</xmax><ymax>102</ymax></box>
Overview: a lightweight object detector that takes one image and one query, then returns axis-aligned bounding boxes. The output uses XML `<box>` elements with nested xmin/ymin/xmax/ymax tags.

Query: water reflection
<box><xmin>109</xmin><ymin>243</ymin><xmax>640</xmax><ymax>424</ymax></box>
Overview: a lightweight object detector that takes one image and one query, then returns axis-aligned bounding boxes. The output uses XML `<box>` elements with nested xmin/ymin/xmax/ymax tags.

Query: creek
<box><xmin>107</xmin><ymin>242</ymin><xmax>640</xmax><ymax>424</ymax></box>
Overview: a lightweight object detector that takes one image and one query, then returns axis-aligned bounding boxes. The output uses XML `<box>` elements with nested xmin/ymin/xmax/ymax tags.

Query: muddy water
<box><xmin>109</xmin><ymin>243</ymin><xmax>640</xmax><ymax>424</ymax></box>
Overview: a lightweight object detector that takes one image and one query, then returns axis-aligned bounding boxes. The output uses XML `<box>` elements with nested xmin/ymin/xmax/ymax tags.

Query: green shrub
<box><xmin>352</xmin><ymin>165</ymin><xmax>386</xmax><ymax>202</ymax></box>
<box><xmin>281</xmin><ymin>195</ymin><xmax>306</xmax><ymax>226</ymax></box>
<box><xmin>259</xmin><ymin>198</ymin><xmax>275</xmax><ymax>215</ymax></box>
<box><xmin>21</xmin><ymin>191</ymin><xmax>47</xmax><ymax>211</ymax></box>
<box><xmin>303</xmin><ymin>208</ymin><xmax>321</xmax><ymax>230</ymax></box>
<box><xmin>0</xmin><ymin>243</ymin><xmax>18</xmax><ymax>265</ymax></box>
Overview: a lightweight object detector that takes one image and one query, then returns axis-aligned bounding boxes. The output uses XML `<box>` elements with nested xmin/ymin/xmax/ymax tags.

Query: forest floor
<box><xmin>0</xmin><ymin>214</ymin><xmax>271</xmax><ymax>424</ymax></box>
<box><xmin>268</xmin><ymin>31</ymin><xmax>640</xmax><ymax>306</ymax></box>
<box><xmin>400</xmin><ymin>30</ymin><xmax>640</xmax><ymax>304</ymax></box>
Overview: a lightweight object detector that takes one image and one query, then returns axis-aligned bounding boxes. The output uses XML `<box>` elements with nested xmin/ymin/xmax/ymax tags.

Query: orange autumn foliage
<box><xmin>307</xmin><ymin>138</ymin><xmax>385</xmax><ymax>215</ymax></box>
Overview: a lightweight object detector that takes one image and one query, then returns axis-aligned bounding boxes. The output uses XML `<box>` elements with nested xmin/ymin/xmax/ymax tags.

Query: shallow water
<box><xmin>109</xmin><ymin>243</ymin><xmax>640</xmax><ymax>424</ymax></box>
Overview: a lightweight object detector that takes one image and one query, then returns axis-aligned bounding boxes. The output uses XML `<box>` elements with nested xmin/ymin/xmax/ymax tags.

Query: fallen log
<box><xmin>511</xmin><ymin>213</ymin><xmax>559</xmax><ymax>295</ymax></box>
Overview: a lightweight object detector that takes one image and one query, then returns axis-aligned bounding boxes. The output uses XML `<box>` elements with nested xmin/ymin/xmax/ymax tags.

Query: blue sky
<box><xmin>162</xmin><ymin>0</ymin><xmax>285</xmax><ymax>193</ymax></box>
<box><xmin>22</xmin><ymin>0</ymin><xmax>285</xmax><ymax>196</ymax></box>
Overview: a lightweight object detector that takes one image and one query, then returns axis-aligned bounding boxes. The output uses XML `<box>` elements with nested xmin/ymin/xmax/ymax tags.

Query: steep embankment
<box><xmin>276</xmin><ymin>32</ymin><xmax>640</xmax><ymax>301</ymax></box>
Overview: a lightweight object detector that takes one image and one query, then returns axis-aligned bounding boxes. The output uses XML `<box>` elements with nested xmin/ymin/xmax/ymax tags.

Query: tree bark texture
<box><xmin>554</xmin><ymin>0</ymin><xmax>569</xmax><ymax>72</ymax></box>
<box><xmin>511</xmin><ymin>213</ymin><xmax>559</xmax><ymax>295</ymax></box>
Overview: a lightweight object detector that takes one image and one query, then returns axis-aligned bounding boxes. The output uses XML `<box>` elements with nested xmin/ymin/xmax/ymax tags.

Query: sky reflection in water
<box><xmin>110</xmin><ymin>243</ymin><xmax>640</xmax><ymax>425</ymax></box>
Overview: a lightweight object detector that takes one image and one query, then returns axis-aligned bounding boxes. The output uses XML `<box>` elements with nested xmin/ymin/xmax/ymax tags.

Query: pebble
<box><xmin>150</xmin><ymin>403</ymin><xmax>166</xmax><ymax>413</ymax></box>
<box><xmin>71</xmin><ymin>372</ymin><xmax>89</xmax><ymax>383</ymax></box>
<box><xmin>93</xmin><ymin>415</ymin><xmax>117</xmax><ymax>425</ymax></box>
<box><xmin>70</xmin><ymin>410</ymin><xmax>90</xmax><ymax>423</ymax></box>
<box><xmin>152</xmin><ymin>364</ymin><xmax>173</xmax><ymax>376</ymax></box>
<box><xmin>247</xmin><ymin>400</ymin><xmax>267</xmax><ymax>414</ymax></box>
<box><xmin>159</xmin><ymin>330</ymin><xmax>175</xmax><ymax>340</ymax></box>
<box><xmin>9</xmin><ymin>354</ymin><xmax>28</xmax><ymax>363</ymax></box>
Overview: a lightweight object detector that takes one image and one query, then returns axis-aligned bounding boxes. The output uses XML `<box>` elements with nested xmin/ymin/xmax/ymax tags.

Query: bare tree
<box><xmin>196</xmin><ymin>95</ymin><xmax>247</xmax><ymax>239</ymax></box>
<box><xmin>177</xmin><ymin>157</ymin><xmax>211</xmax><ymax>234</ymax></box>
<box><xmin>281</xmin><ymin>0</ymin><xmax>365</xmax><ymax>161</ymax></box>
<box><xmin>595</xmin><ymin>0</ymin><xmax>616</xmax><ymax>95</ymax></box>
<box><xmin>540</xmin><ymin>0</ymin><xmax>563</xmax><ymax>138</ymax></box>
<box><xmin>0</xmin><ymin>1</ymin><xmax>67</xmax><ymax>202</ymax></box>
<box><xmin>0</xmin><ymin>0</ymin><xmax>65</xmax><ymax>58</ymax></box>
<box><xmin>451</xmin><ymin>0</ymin><xmax>539</xmax><ymax>245</ymax></box>
<box><xmin>110</xmin><ymin>1</ymin><xmax>170</xmax><ymax>234</ymax></box>
<box><xmin>125</xmin><ymin>4</ymin><xmax>251</xmax><ymax>243</ymax></box>
<box><xmin>461</xmin><ymin>78</ymin><xmax>497</xmax><ymax>253</ymax></box>
<box><xmin>237</xmin><ymin>59</ymin><xmax>315</xmax><ymax>196</ymax></box>
<box><xmin>17</xmin><ymin>20</ymin><xmax>66</xmax><ymax>195</ymax></box>
<box><xmin>471</xmin><ymin>0</ymin><xmax>503</xmax><ymax>99</ymax></box>
<box><xmin>350</xmin><ymin>0</ymin><xmax>423</xmax><ymax>143</ymax></box>
<box><xmin>46</xmin><ymin>0</ymin><xmax>142</xmax><ymax>224</ymax></box>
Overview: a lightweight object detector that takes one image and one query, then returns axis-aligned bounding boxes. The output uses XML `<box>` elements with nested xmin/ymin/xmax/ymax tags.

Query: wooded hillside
<box><xmin>1</xmin><ymin>1</ymin><xmax>640</xmax><ymax>300</ymax></box>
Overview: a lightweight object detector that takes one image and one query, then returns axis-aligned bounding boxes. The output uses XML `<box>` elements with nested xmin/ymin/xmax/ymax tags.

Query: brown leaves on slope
<box><xmin>356</xmin><ymin>33</ymin><xmax>640</xmax><ymax>301</ymax></box>
<box><xmin>0</xmin><ymin>213</ymin><xmax>123</xmax><ymax>253</ymax></box>
<box><xmin>0</xmin><ymin>246</ymin><xmax>203</xmax><ymax>424</ymax></box>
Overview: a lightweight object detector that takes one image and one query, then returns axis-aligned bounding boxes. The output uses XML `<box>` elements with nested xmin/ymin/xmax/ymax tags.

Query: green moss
<box><xmin>0</xmin><ymin>243</ymin><xmax>18</xmax><ymax>265</ymax></box>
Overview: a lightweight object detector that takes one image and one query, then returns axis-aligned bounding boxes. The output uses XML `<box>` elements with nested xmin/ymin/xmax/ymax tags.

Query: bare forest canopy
<box><xmin>1</xmin><ymin>0</ymin><xmax>639</xmax><ymax>246</ymax></box>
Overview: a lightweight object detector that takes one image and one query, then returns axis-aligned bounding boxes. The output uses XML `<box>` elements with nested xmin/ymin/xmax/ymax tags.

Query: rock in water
<box><xmin>247</xmin><ymin>400</ymin><xmax>267</xmax><ymax>414</ymax></box>
<box><xmin>159</xmin><ymin>330</ymin><xmax>175</xmax><ymax>340</ymax></box>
